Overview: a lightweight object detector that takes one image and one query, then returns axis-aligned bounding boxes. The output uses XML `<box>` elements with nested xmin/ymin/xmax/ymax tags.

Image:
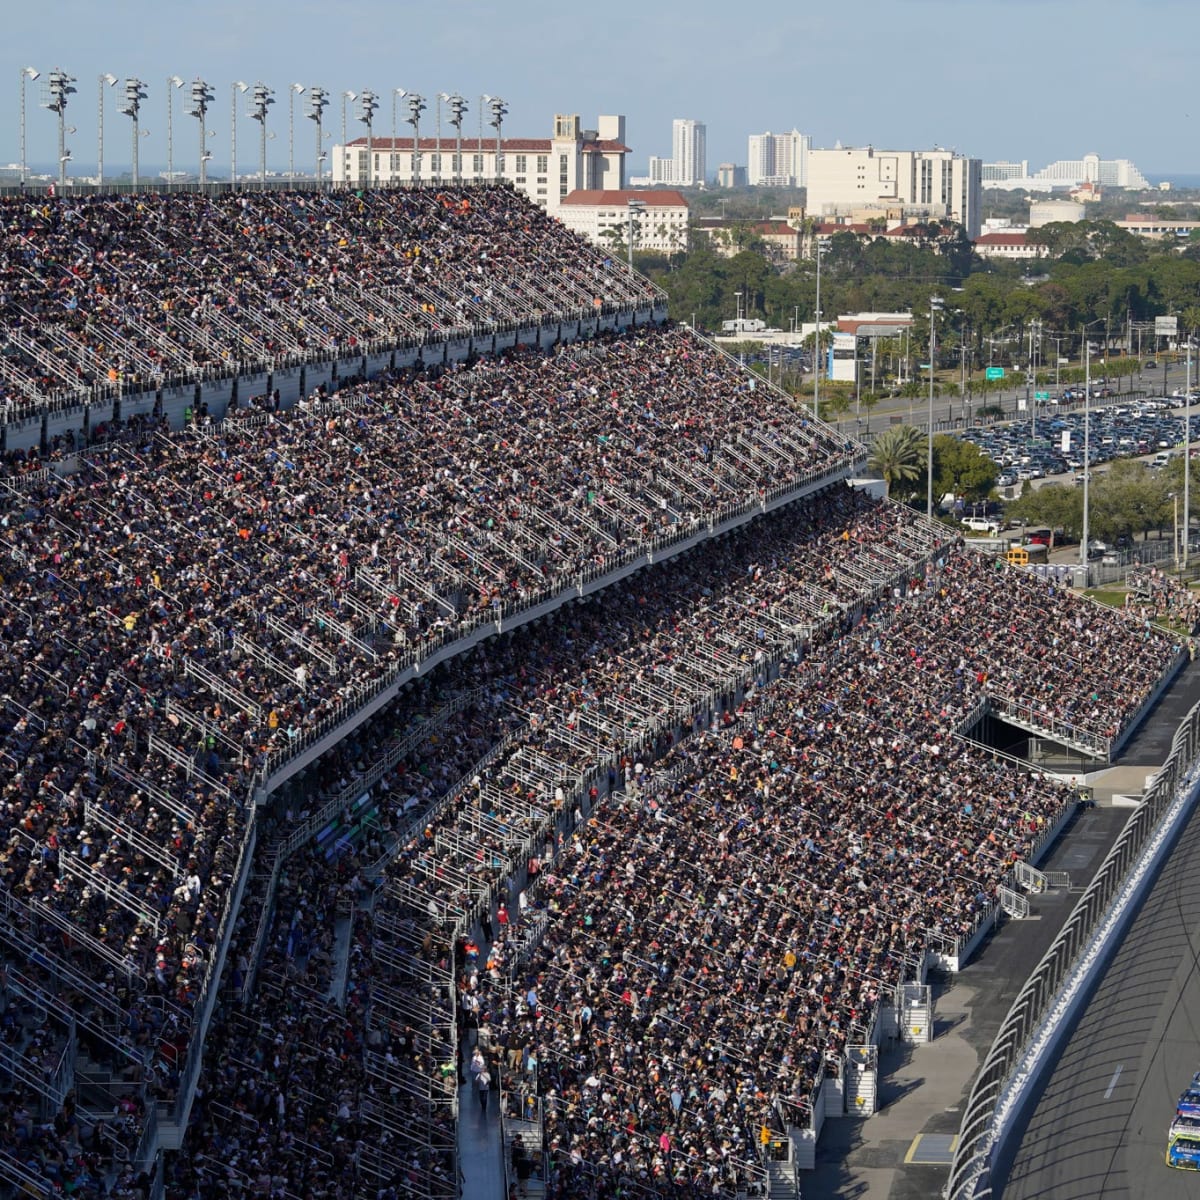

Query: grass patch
<box><xmin>1086</xmin><ymin>588</ymin><xmax>1127</xmax><ymax>609</ymax></box>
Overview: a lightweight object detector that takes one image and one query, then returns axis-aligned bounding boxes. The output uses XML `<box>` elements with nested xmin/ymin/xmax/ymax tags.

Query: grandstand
<box><xmin>0</xmin><ymin>183</ymin><xmax>1185</xmax><ymax>1200</ymax></box>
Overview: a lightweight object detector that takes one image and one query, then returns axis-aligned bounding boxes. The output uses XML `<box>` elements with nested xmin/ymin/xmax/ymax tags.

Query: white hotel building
<box><xmin>806</xmin><ymin>146</ymin><xmax>983</xmax><ymax>238</ymax></box>
<box><xmin>333</xmin><ymin>113</ymin><xmax>629</xmax><ymax>218</ymax></box>
<box><xmin>747</xmin><ymin>130</ymin><xmax>811</xmax><ymax>187</ymax></box>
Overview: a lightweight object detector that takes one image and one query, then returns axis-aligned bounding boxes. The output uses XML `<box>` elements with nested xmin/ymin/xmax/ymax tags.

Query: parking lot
<box><xmin>963</xmin><ymin>393</ymin><xmax>1200</xmax><ymax>486</ymax></box>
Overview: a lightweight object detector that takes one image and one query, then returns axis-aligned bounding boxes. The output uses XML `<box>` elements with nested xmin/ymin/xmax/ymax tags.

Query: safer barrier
<box><xmin>945</xmin><ymin>693</ymin><xmax>1200</xmax><ymax>1199</ymax></box>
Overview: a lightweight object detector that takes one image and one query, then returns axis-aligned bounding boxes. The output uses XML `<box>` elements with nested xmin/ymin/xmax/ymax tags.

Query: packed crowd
<box><xmin>1125</xmin><ymin>567</ymin><xmax>1200</xmax><ymax>635</ymax></box>
<box><xmin>0</xmin><ymin>185</ymin><xmax>659</xmax><ymax>412</ymax></box>
<box><xmin>0</xmin><ymin>463</ymin><xmax>1182</xmax><ymax>1198</ymax></box>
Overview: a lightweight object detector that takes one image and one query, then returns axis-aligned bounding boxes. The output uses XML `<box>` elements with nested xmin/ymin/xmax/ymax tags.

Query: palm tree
<box><xmin>868</xmin><ymin>424</ymin><xmax>926</xmax><ymax>498</ymax></box>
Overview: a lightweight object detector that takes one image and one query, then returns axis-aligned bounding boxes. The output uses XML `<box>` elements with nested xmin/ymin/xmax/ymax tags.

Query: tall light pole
<box><xmin>404</xmin><ymin>92</ymin><xmax>425</xmax><ymax>183</ymax></box>
<box><xmin>307</xmin><ymin>87</ymin><xmax>328</xmax><ymax>184</ymax></box>
<box><xmin>813</xmin><ymin>236</ymin><xmax>830</xmax><ymax>422</ymax></box>
<box><xmin>250</xmin><ymin>83</ymin><xmax>274</xmax><ymax>186</ymax></box>
<box><xmin>44</xmin><ymin>69</ymin><xmax>78</xmax><ymax>190</ymax></box>
<box><xmin>288</xmin><ymin>83</ymin><xmax>305</xmax><ymax>185</ymax></box>
<box><xmin>189</xmin><ymin>78</ymin><xmax>214</xmax><ymax>188</ymax></box>
<box><xmin>121</xmin><ymin>78</ymin><xmax>147</xmax><ymax>187</ymax></box>
<box><xmin>166</xmin><ymin>75</ymin><xmax>184</xmax><ymax>185</ymax></box>
<box><xmin>19</xmin><ymin>67</ymin><xmax>40</xmax><ymax>187</ymax></box>
<box><xmin>1081</xmin><ymin>326</ymin><xmax>1096</xmax><ymax>570</ymax></box>
<box><xmin>626</xmin><ymin>198</ymin><xmax>646</xmax><ymax>270</ymax></box>
<box><xmin>445</xmin><ymin>93</ymin><xmax>467</xmax><ymax>182</ymax></box>
<box><xmin>97</xmin><ymin>74</ymin><xmax>117</xmax><ymax>186</ymax></box>
<box><xmin>358</xmin><ymin>89</ymin><xmax>378</xmax><ymax>186</ymax></box>
<box><xmin>435</xmin><ymin>92</ymin><xmax>449</xmax><ymax>183</ymax></box>
<box><xmin>231</xmin><ymin>80</ymin><xmax>248</xmax><ymax>185</ymax></box>
<box><xmin>340</xmin><ymin>90</ymin><xmax>356</xmax><ymax>183</ymax></box>
<box><xmin>927</xmin><ymin>295</ymin><xmax>944</xmax><ymax>520</ymax></box>
<box><xmin>392</xmin><ymin>87</ymin><xmax>406</xmax><ymax>181</ymax></box>
<box><xmin>486</xmin><ymin>95</ymin><xmax>507</xmax><ymax>183</ymax></box>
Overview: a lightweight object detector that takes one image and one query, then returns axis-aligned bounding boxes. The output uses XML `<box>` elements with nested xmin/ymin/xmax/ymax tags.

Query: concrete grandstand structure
<box><xmin>0</xmin><ymin>181</ymin><xmax>1188</xmax><ymax>1200</ymax></box>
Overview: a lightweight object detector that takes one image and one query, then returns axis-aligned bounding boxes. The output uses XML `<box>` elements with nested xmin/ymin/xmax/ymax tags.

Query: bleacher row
<box><xmin>0</xmin><ymin>184</ymin><xmax>1182</xmax><ymax>1200</ymax></box>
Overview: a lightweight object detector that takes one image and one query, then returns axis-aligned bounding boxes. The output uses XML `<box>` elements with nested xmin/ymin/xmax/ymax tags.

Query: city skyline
<box><xmin>4</xmin><ymin>0</ymin><xmax>1198</xmax><ymax>178</ymax></box>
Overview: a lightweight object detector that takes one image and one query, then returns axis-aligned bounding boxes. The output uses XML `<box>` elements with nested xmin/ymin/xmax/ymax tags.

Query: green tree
<box><xmin>931</xmin><ymin>434</ymin><xmax>998</xmax><ymax>503</ymax></box>
<box><xmin>867</xmin><ymin>424</ymin><xmax>926</xmax><ymax>499</ymax></box>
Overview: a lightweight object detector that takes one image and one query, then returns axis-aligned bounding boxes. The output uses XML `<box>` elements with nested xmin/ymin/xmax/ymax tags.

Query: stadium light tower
<box><xmin>340</xmin><ymin>90</ymin><xmax>357</xmax><ymax>184</ymax></box>
<box><xmin>486</xmin><ymin>95</ymin><xmax>507</xmax><ymax>183</ymax></box>
<box><xmin>435</xmin><ymin>92</ymin><xmax>449</xmax><ymax>183</ymax></box>
<box><xmin>306</xmin><ymin>86</ymin><xmax>328</xmax><ymax>184</ymax></box>
<box><xmin>287</xmin><ymin>83</ymin><xmax>305</xmax><ymax>185</ymax></box>
<box><xmin>927</xmin><ymin>295</ymin><xmax>944</xmax><ymax>521</ymax></box>
<box><xmin>404</xmin><ymin>92</ymin><xmax>425</xmax><ymax>183</ymax></box>
<box><xmin>121</xmin><ymin>78</ymin><xmax>148</xmax><ymax>187</ymax></box>
<box><xmin>249</xmin><ymin>83</ymin><xmax>275</xmax><ymax>186</ymax></box>
<box><xmin>19</xmin><ymin>67</ymin><xmax>40</xmax><ymax>186</ymax></box>
<box><xmin>445</xmin><ymin>92</ymin><xmax>467</xmax><ymax>182</ymax></box>
<box><xmin>357</xmin><ymin>89</ymin><xmax>378</xmax><ymax>186</ymax></box>
<box><xmin>230</xmin><ymin>80</ymin><xmax>249</xmax><ymax>185</ymax></box>
<box><xmin>189</xmin><ymin>78</ymin><xmax>214</xmax><ymax>187</ymax></box>
<box><xmin>44</xmin><ymin>69</ymin><xmax>78</xmax><ymax>189</ymax></box>
<box><xmin>166</xmin><ymin>75</ymin><xmax>184</xmax><ymax>185</ymax></box>
<box><xmin>97</xmin><ymin>74</ymin><xmax>117</xmax><ymax>186</ymax></box>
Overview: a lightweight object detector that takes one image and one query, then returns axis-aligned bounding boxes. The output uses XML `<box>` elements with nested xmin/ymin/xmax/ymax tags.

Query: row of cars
<box><xmin>1166</xmin><ymin>1080</ymin><xmax>1200</xmax><ymax>1168</ymax></box>
<box><xmin>966</xmin><ymin>400</ymin><xmax>1193</xmax><ymax>488</ymax></box>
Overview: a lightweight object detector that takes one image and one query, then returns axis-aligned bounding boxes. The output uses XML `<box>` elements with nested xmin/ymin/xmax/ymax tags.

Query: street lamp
<box><xmin>626</xmin><ymin>197</ymin><xmax>646</xmax><ymax>270</ymax></box>
<box><xmin>444</xmin><ymin>92</ymin><xmax>467</xmax><ymax>182</ymax></box>
<box><xmin>813</xmin><ymin>235</ymin><xmax>830</xmax><ymax>422</ymax></box>
<box><xmin>340</xmin><ymin>90</ymin><xmax>357</xmax><ymax>183</ymax></box>
<box><xmin>288</xmin><ymin>83</ymin><xmax>305</xmax><ymax>185</ymax></box>
<box><xmin>306</xmin><ymin>87</ymin><xmax>328</xmax><ymax>184</ymax></box>
<box><xmin>19</xmin><ymin>67</ymin><xmax>40</xmax><ymax>186</ymax></box>
<box><xmin>189</xmin><ymin>78</ymin><xmax>214</xmax><ymax>187</ymax></box>
<box><xmin>486</xmin><ymin>95</ymin><xmax>507</xmax><ymax>183</ymax></box>
<box><xmin>404</xmin><ymin>92</ymin><xmax>426</xmax><ymax>182</ymax></box>
<box><xmin>927</xmin><ymin>295</ymin><xmax>944</xmax><ymax>521</ymax></box>
<box><xmin>231</xmin><ymin>80</ymin><xmax>248</xmax><ymax>185</ymax></box>
<box><xmin>166</xmin><ymin>75</ymin><xmax>184</xmax><ymax>185</ymax></box>
<box><xmin>97</xmin><ymin>74</ymin><xmax>117</xmax><ymax>187</ymax></box>
<box><xmin>44</xmin><ymin>69</ymin><xmax>78</xmax><ymax>190</ymax></box>
<box><xmin>357</xmin><ymin>89</ymin><xmax>378</xmax><ymax>186</ymax></box>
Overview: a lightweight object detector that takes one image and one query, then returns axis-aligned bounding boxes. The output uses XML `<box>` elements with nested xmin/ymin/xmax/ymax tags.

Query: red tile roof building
<box><xmin>333</xmin><ymin>113</ymin><xmax>630</xmax><ymax>217</ymax></box>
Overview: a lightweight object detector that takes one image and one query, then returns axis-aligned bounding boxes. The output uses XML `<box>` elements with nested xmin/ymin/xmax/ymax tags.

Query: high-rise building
<box><xmin>716</xmin><ymin>163</ymin><xmax>746</xmax><ymax>188</ymax></box>
<box><xmin>747</xmin><ymin>130</ymin><xmax>811</xmax><ymax>187</ymax></box>
<box><xmin>806</xmin><ymin>145</ymin><xmax>982</xmax><ymax>238</ymax></box>
<box><xmin>980</xmin><ymin>153</ymin><xmax>1150</xmax><ymax>192</ymax></box>
<box><xmin>647</xmin><ymin>155</ymin><xmax>675</xmax><ymax>184</ymax></box>
<box><xmin>671</xmin><ymin>119</ymin><xmax>706</xmax><ymax>187</ymax></box>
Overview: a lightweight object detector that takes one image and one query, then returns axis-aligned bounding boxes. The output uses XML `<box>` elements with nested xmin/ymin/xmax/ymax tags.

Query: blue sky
<box><xmin>4</xmin><ymin>0</ymin><xmax>1198</xmax><ymax>177</ymax></box>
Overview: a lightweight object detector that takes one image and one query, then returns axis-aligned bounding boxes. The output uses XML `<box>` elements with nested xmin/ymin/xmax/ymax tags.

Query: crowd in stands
<box><xmin>0</xmin><ymin>186</ymin><xmax>658</xmax><ymax>412</ymax></box>
<box><xmin>1125</xmin><ymin>567</ymin><xmax>1200</xmax><ymax>636</ymax></box>
<box><xmin>145</xmin><ymin>482</ymin><xmax>1180</xmax><ymax>1200</ymax></box>
<box><xmin>0</xmin><ymin>185</ymin><xmax>1187</xmax><ymax>1200</ymax></box>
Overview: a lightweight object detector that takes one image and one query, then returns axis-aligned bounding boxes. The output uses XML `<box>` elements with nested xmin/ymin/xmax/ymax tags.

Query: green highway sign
<box><xmin>1035</xmin><ymin>391</ymin><xmax>1050</xmax><ymax>401</ymax></box>
<box><xmin>985</xmin><ymin>366</ymin><xmax>1006</xmax><ymax>381</ymax></box>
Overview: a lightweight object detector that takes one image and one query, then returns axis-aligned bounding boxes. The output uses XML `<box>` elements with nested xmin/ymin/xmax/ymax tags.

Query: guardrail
<box><xmin>945</xmin><ymin>692</ymin><xmax>1200</xmax><ymax>1199</ymax></box>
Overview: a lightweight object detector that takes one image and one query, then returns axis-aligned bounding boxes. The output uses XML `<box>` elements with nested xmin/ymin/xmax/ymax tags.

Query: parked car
<box><xmin>961</xmin><ymin>516</ymin><xmax>1001</xmax><ymax>534</ymax></box>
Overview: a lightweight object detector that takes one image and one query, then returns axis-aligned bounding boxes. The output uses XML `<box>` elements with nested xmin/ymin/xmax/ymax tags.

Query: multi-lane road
<box><xmin>996</xmin><ymin>788</ymin><xmax>1200</xmax><ymax>1198</ymax></box>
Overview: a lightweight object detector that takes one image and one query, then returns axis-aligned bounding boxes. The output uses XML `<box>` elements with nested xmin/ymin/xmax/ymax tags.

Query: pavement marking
<box><xmin>904</xmin><ymin>1133</ymin><xmax>958</xmax><ymax>1165</ymax></box>
<box><xmin>1104</xmin><ymin>1063</ymin><xmax>1124</xmax><ymax>1099</ymax></box>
